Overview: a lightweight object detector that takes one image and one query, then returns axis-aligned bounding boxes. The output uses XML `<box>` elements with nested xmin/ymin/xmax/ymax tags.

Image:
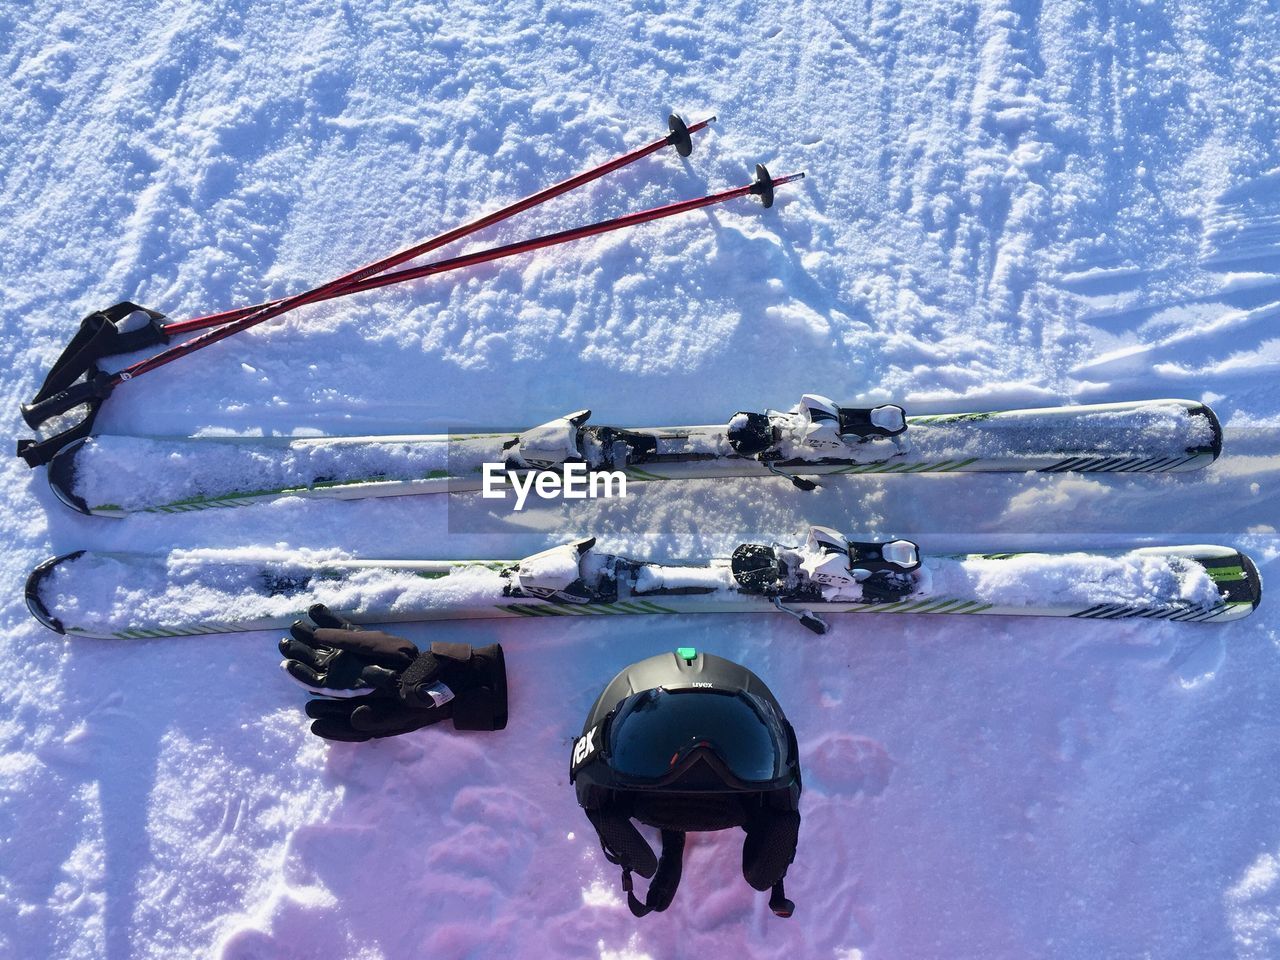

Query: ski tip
<box><xmin>46</xmin><ymin>438</ymin><xmax>94</xmax><ymax>516</ymax></box>
<box><xmin>26</xmin><ymin>552</ymin><xmax>83</xmax><ymax>635</ymax></box>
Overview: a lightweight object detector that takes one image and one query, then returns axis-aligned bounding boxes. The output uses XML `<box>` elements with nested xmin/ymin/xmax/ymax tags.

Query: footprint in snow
<box><xmin>806</xmin><ymin>733</ymin><xmax>895</xmax><ymax>797</ymax></box>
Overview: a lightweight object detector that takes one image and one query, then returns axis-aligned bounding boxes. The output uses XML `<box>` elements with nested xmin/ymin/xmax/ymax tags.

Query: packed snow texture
<box><xmin>904</xmin><ymin>399</ymin><xmax>1215</xmax><ymax>457</ymax></box>
<box><xmin>3</xmin><ymin>1</ymin><xmax>1280</xmax><ymax>958</ymax></box>
<box><xmin>37</xmin><ymin>550</ymin><xmax>510</xmax><ymax>636</ymax></box>
<box><xmin>68</xmin><ymin>434</ymin><xmax>455</xmax><ymax>511</ymax></box>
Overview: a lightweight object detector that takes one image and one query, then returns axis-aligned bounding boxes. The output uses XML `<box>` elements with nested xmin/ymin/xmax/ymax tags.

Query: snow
<box><xmin>68</xmin><ymin>434</ymin><xmax>454</xmax><ymax>513</ymax></box>
<box><xmin>633</xmin><ymin>563</ymin><xmax>732</xmax><ymax>594</ymax></box>
<box><xmin>2</xmin><ymin>1</ymin><xmax>1279</xmax><ymax>958</ymax></box>
<box><xmin>927</xmin><ymin>550</ymin><xmax>1222</xmax><ymax>608</ymax></box>
<box><xmin>512</xmin><ymin>541</ymin><xmax>584</xmax><ymax>592</ymax></box>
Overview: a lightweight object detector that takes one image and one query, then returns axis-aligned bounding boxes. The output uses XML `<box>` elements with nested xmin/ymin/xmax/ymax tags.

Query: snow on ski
<box><xmin>26</xmin><ymin>527</ymin><xmax>1261</xmax><ymax>639</ymax></box>
<box><xmin>48</xmin><ymin>397</ymin><xmax>1223</xmax><ymax>516</ymax></box>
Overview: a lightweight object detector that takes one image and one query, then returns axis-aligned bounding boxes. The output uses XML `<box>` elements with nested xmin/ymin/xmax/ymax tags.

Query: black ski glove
<box><xmin>279</xmin><ymin>604</ymin><xmax>508</xmax><ymax>742</ymax></box>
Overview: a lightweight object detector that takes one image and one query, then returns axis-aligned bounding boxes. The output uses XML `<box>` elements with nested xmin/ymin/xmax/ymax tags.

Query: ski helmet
<box><xmin>571</xmin><ymin>649</ymin><xmax>801</xmax><ymax>918</ymax></box>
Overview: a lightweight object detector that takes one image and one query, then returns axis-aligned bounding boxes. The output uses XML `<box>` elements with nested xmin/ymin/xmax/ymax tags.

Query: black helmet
<box><xmin>571</xmin><ymin>648</ymin><xmax>802</xmax><ymax>918</ymax></box>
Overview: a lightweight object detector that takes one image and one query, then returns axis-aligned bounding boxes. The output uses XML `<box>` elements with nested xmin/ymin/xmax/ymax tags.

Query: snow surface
<box><xmin>2</xmin><ymin>2</ymin><xmax>1279</xmax><ymax>959</ymax></box>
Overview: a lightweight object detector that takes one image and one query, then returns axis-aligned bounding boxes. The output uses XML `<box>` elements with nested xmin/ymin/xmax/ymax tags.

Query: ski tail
<box><xmin>1241</xmin><ymin>550</ymin><xmax>1265</xmax><ymax>610</ymax></box>
<box><xmin>1217</xmin><ymin>548</ymin><xmax>1263</xmax><ymax>611</ymax></box>
<box><xmin>1067</xmin><ymin>544</ymin><xmax>1260</xmax><ymax>621</ymax></box>
<box><xmin>1189</xmin><ymin>402</ymin><xmax>1225</xmax><ymax>462</ymax></box>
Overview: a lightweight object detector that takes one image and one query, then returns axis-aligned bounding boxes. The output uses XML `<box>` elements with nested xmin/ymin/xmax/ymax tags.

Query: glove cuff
<box><xmin>447</xmin><ymin>643</ymin><xmax>508</xmax><ymax>731</ymax></box>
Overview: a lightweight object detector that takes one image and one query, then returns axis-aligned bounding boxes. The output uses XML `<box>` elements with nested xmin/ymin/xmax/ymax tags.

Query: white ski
<box><xmin>48</xmin><ymin>397</ymin><xmax>1222</xmax><ymax>517</ymax></box>
<box><xmin>27</xmin><ymin>529</ymin><xmax>1260</xmax><ymax>639</ymax></box>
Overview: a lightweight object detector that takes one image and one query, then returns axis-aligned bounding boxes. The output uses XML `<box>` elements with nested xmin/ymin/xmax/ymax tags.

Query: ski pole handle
<box><xmin>20</xmin><ymin>371</ymin><xmax>115</xmax><ymax>429</ymax></box>
<box><xmin>17</xmin><ymin>373</ymin><xmax>111</xmax><ymax>467</ymax></box>
<box><xmin>16</xmin><ymin>391</ymin><xmax>106</xmax><ymax>467</ymax></box>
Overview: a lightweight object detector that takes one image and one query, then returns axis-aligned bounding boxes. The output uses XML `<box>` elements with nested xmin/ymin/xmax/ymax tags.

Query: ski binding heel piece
<box><xmin>506</xmin><ymin>538</ymin><xmax>601</xmax><ymax>602</ymax></box>
<box><xmin>503</xmin><ymin>409</ymin><xmax>591</xmax><ymax>468</ymax></box>
<box><xmin>838</xmin><ymin>403</ymin><xmax>908</xmax><ymax>440</ymax></box>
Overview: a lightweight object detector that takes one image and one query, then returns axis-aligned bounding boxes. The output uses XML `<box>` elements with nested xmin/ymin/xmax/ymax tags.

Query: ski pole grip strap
<box><xmin>17</xmin><ymin>375</ymin><xmax>110</xmax><ymax>468</ymax></box>
<box><xmin>17</xmin><ymin>402</ymin><xmax>103</xmax><ymax>467</ymax></box>
<box><xmin>32</xmin><ymin>302</ymin><xmax>167</xmax><ymax>404</ymax></box>
<box><xmin>21</xmin><ymin>371</ymin><xmax>114</xmax><ymax>429</ymax></box>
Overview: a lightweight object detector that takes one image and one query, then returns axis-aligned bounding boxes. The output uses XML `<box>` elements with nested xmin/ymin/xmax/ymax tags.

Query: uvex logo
<box><xmin>572</xmin><ymin>727</ymin><xmax>598</xmax><ymax>768</ymax></box>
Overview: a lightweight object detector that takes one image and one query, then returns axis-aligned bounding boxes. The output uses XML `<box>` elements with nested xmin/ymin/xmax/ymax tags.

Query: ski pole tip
<box><xmin>750</xmin><ymin>163</ymin><xmax>778</xmax><ymax>207</ymax></box>
<box><xmin>666</xmin><ymin>114</ymin><xmax>717</xmax><ymax>154</ymax></box>
<box><xmin>756</xmin><ymin>171</ymin><xmax>806</xmax><ymax>205</ymax></box>
<box><xmin>667</xmin><ymin>114</ymin><xmax>694</xmax><ymax>156</ymax></box>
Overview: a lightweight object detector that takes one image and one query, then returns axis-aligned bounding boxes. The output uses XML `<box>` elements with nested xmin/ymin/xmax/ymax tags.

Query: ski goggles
<box><xmin>606</xmin><ymin>687</ymin><xmax>793</xmax><ymax>788</ymax></box>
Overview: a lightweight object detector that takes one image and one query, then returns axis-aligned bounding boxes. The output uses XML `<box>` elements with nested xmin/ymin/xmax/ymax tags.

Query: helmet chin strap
<box><xmin>614</xmin><ymin>825</ymin><xmax>798</xmax><ymax>918</ymax></box>
<box><xmin>623</xmin><ymin>830</ymin><xmax>685</xmax><ymax>917</ymax></box>
<box><xmin>768</xmin><ymin>879</ymin><xmax>795</xmax><ymax>918</ymax></box>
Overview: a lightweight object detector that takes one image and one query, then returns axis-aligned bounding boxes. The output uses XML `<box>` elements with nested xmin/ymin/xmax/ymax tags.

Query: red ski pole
<box><xmin>159</xmin><ymin>115</ymin><xmax>716</xmax><ymax>338</ymax></box>
<box><xmin>23</xmin><ymin>115</ymin><xmax>713</xmax><ymax>413</ymax></box>
<box><xmin>121</xmin><ymin>166</ymin><xmax>803</xmax><ymax>380</ymax></box>
<box><xmin>18</xmin><ymin>162</ymin><xmax>804</xmax><ymax>468</ymax></box>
